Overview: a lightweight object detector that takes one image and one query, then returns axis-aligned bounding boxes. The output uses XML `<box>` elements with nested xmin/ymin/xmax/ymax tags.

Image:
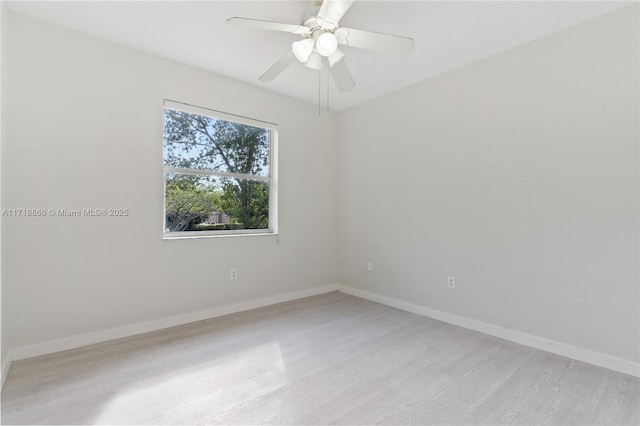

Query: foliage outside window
<box><xmin>163</xmin><ymin>101</ymin><xmax>277</xmax><ymax>237</ymax></box>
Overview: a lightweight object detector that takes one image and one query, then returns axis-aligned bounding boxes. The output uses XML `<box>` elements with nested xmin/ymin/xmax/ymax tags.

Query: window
<box><xmin>163</xmin><ymin>100</ymin><xmax>277</xmax><ymax>237</ymax></box>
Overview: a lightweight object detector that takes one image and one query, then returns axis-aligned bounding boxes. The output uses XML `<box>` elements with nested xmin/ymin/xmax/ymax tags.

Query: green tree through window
<box><xmin>163</xmin><ymin>102</ymin><xmax>275</xmax><ymax>235</ymax></box>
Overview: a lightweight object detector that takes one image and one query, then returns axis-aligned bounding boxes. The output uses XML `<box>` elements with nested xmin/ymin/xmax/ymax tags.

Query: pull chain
<box><xmin>317</xmin><ymin>61</ymin><xmax>331</xmax><ymax>115</ymax></box>
<box><xmin>318</xmin><ymin>69</ymin><xmax>321</xmax><ymax>116</ymax></box>
<box><xmin>327</xmin><ymin>65</ymin><xmax>330</xmax><ymax>112</ymax></box>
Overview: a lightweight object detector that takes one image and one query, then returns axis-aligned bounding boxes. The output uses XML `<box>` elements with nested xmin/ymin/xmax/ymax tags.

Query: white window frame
<box><xmin>162</xmin><ymin>100</ymin><xmax>278</xmax><ymax>239</ymax></box>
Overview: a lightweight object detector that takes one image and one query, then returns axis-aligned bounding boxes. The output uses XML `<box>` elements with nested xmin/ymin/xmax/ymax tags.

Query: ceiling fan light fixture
<box><xmin>292</xmin><ymin>38</ymin><xmax>315</xmax><ymax>62</ymax></box>
<box><xmin>305</xmin><ymin>52</ymin><xmax>324</xmax><ymax>70</ymax></box>
<box><xmin>328</xmin><ymin>49</ymin><xmax>345</xmax><ymax>67</ymax></box>
<box><xmin>316</xmin><ymin>32</ymin><xmax>338</xmax><ymax>57</ymax></box>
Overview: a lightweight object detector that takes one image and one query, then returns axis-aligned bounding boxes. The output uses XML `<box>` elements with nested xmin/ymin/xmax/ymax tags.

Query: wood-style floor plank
<box><xmin>2</xmin><ymin>291</ymin><xmax>638</xmax><ymax>425</ymax></box>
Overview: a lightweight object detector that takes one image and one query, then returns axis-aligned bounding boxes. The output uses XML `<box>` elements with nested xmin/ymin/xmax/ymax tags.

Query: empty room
<box><xmin>0</xmin><ymin>0</ymin><xmax>638</xmax><ymax>424</ymax></box>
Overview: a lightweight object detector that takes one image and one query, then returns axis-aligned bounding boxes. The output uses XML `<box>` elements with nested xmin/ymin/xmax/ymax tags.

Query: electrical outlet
<box><xmin>230</xmin><ymin>269</ymin><xmax>238</xmax><ymax>281</ymax></box>
<box><xmin>447</xmin><ymin>276</ymin><xmax>455</xmax><ymax>288</ymax></box>
<box><xmin>367</xmin><ymin>261</ymin><xmax>373</xmax><ymax>272</ymax></box>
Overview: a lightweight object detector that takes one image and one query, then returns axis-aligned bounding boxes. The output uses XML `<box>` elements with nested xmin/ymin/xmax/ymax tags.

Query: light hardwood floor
<box><xmin>2</xmin><ymin>291</ymin><xmax>639</xmax><ymax>425</ymax></box>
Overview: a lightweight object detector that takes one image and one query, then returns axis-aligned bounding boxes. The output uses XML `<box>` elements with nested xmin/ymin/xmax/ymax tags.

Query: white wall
<box><xmin>3</xmin><ymin>12</ymin><xmax>339</xmax><ymax>350</ymax></box>
<box><xmin>0</xmin><ymin>1</ymin><xmax>9</xmax><ymax>385</ymax></box>
<box><xmin>338</xmin><ymin>6</ymin><xmax>639</xmax><ymax>364</ymax></box>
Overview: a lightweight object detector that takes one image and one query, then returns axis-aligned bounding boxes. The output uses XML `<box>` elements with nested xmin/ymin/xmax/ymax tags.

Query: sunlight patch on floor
<box><xmin>94</xmin><ymin>342</ymin><xmax>288</xmax><ymax>424</ymax></box>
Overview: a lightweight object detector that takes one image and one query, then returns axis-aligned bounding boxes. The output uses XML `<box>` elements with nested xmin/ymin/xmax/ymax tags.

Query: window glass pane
<box><xmin>163</xmin><ymin>108</ymin><xmax>270</xmax><ymax>177</ymax></box>
<box><xmin>165</xmin><ymin>172</ymin><xmax>269</xmax><ymax>233</ymax></box>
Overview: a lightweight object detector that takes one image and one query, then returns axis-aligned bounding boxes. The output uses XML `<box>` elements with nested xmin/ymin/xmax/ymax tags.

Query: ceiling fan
<box><xmin>226</xmin><ymin>0</ymin><xmax>414</xmax><ymax>93</ymax></box>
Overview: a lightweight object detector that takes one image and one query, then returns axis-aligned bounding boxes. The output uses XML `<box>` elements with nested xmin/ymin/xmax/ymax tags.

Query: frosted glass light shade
<box><xmin>292</xmin><ymin>38</ymin><xmax>315</xmax><ymax>62</ymax></box>
<box><xmin>305</xmin><ymin>52</ymin><xmax>324</xmax><ymax>70</ymax></box>
<box><xmin>316</xmin><ymin>32</ymin><xmax>338</xmax><ymax>57</ymax></box>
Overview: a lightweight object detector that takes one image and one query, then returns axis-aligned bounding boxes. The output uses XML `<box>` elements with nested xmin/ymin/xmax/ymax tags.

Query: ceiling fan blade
<box><xmin>259</xmin><ymin>51</ymin><xmax>296</xmax><ymax>82</ymax></box>
<box><xmin>334</xmin><ymin>27</ymin><xmax>414</xmax><ymax>57</ymax></box>
<box><xmin>317</xmin><ymin>0</ymin><xmax>354</xmax><ymax>27</ymax></box>
<box><xmin>330</xmin><ymin>59</ymin><xmax>356</xmax><ymax>92</ymax></box>
<box><xmin>226</xmin><ymin>17</ymin><xmax>310</xmax><ymax>35</ymax></box>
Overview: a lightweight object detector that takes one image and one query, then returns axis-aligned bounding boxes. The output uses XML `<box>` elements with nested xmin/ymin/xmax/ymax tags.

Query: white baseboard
<box><xmin>338</xmin><ymin>285</ymin><xmax>640</xmax><ymax>378</ymax></box>
<box><xmin>1</xmin><ymin>351</ymin><xmax>11</xmax><ymax>389</ymax></box>
<box><xmin>9</xmin><ymin>283</ymin><xmax>638</xmax><ymax>379</ymax></box>
<box><xmin>11</xmin><ymin>284</ymin><xmax>339</xmax><ymax>361</ymax></box>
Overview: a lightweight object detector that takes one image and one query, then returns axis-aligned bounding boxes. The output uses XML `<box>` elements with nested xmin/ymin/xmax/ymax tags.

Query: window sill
<box><xmin>163</xmin><ymin>231</ymin><xmax>278</xmax><ymax>240</ymax></box>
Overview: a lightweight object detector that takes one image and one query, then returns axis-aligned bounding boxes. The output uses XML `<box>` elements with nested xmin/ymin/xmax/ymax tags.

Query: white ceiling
<box><xmin>7</xmin><ymin>1</ymin><xmax>634</xmax><ymax>111</ymax></box>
